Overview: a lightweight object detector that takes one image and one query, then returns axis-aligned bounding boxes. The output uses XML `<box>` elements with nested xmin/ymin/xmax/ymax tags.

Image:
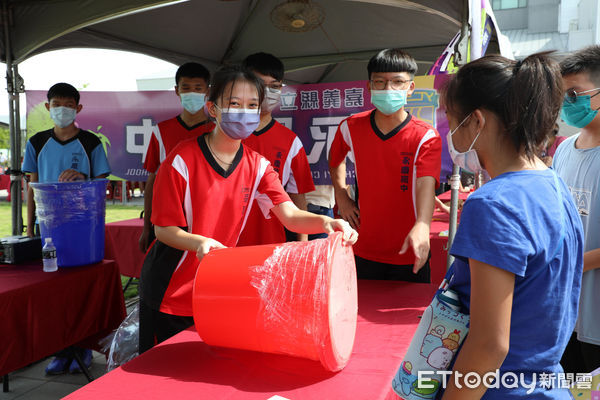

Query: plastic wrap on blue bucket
<box><xmin>31</xmin><ymin>180</ymin><xmax>107</xmax><ymax>267</ymax></box>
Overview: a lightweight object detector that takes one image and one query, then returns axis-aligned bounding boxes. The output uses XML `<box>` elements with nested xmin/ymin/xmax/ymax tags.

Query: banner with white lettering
<box><xmin>26</xmin><ymin>75</ymin><xmax>452</xmax><ymax>184</ymax></box>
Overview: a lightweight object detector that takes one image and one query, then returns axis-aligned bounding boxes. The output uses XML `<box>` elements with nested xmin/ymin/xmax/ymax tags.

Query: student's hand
<box><xmin>335</xmin><ymin>189</ymin><xmax>360</xmax><ymax>230</ymax></box>
<box><xmin>399</xmin><ymin>222</ymin><xmax>430</xmax><ymax>274</ymax></box>
<box><xmin>196</xmin><ymin>237</ymin><xmax>227</xmax><ymax>262</ymax></box>
<box><xmin>138</xmin><ymin>226</ymin><xmax>152</xmax><ymax>253</ymax></box>
<box><xmin>58</xmin><ymin>169</ymin><xmax>86</xmax><ymax>182</ymax></box>
<box><xmin>324</xmin><ymin>218</ymin><xmax>358</xmax><ymax>245</ymax></box>
<box><xmin>26</xmin><ymin>225</ymin><xmax>35</xmax><ymax>238</ymax></box>
<box><xmin>436</xmin><ymin>202</ymin><xmax>451</xmax><ymax>214</ymax></box>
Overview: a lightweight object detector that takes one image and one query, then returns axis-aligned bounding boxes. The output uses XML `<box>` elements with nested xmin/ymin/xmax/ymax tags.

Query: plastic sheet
<box><xmin>100</xmin><ymin>303</ymin><xmax>140</xmax><ymax>372</ymax></box>
<box><xmin>30</xmin><ymin>180</ymin><xmax>107</xmax><ymax>267</ymax></box>
<box><xmin>193</xmin><ymin>232</ymin><xmax>357</xmax><ymax>371</ymax></box>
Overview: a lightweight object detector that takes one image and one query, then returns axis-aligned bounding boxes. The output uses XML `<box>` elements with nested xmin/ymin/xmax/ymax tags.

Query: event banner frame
<box><xmin>26</xmin><ymin>75</ymin><xmax>451</xmax><ymax>185</ymax></box>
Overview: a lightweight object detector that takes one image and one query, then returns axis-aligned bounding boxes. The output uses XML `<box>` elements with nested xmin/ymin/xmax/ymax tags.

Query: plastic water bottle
<box><xmin>42</xmin><ymin>237</ymin><xmax>58</xmax><ymax>272</ymax></box>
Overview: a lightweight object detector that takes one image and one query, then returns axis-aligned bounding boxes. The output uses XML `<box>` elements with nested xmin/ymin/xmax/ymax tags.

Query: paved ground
<box><xmin>1</xmin><ymin>351</ymin><xmax>111</xmax><ymax>400</ymax></box>
<box><xmin>1</xmin><ymin>187</ymin><xmax>140</xmax><ymax>398</ymax></box>
<box><xmin>1</xmin><ymin>296</ymin><xmax>139</xmax><ymax>399</ymax></box>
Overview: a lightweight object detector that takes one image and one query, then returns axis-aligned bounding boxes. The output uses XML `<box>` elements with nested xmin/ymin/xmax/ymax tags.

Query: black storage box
<box><xmin>0</xmin><ymin>236</ymin><xmax>42</xmax><ymax>264</ymax></box>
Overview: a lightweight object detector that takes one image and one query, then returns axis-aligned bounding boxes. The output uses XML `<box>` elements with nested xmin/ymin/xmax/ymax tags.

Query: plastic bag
<box><xmin>100</xmin><ymin>303</ymin><xmax>140</xmax><ymax>372</ymax></box>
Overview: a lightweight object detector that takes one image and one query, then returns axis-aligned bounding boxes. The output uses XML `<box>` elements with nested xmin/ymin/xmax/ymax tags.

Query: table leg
<box><xmin>3</xmin><ymin>374</ymin><xmax>8</xmax><ymax>392</ymax></box>
<box><xmin>71</xmin><ymin>349</ymin><xmax>94</xmax><ymax>382</ymax></box>
<box><xmin>122</xmin><ymin>277</ymin><xmax>136</xmax><ymax>293</ymax></box>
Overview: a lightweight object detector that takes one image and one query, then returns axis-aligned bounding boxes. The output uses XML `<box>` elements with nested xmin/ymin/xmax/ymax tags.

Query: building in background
<box><xmin>493</xmin><ymin>0</ymin><xmax>599</xmax><ymax>135</ymax></box>
<box><xmin>493</xmin><ymin>0</ymin><xmax>599</xmax><ymax>57</ymax></box>
<box><xmin>136</xmin><ymin>68</ymin><xmax>176</xmax><ymax>91</ymax></box>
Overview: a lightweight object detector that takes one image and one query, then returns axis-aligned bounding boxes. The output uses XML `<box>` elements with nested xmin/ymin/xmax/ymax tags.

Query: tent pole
<box><xmin>12</xmin><ymin>64</ymin><xmax>23</xmax><ymax>233</ymax></box>
<box><xmin>3</xmin><ymin>0</ymin><xmax>23</xmax><ymax>236</ymax></box>
<box><xmin>446</xmin><ymin>0</ymin><xmax>471</xmax><ymax>271</ymax></box>
<box><xmin>447</xmin><ymin>0</ymin><xmax>485</xmax><ymax>270</ymax></box>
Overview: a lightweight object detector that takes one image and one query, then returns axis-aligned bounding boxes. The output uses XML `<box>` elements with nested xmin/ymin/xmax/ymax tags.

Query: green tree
<box><xmin>0</xmin><ymin>125</ymin><xmax>9</xmax><ymax>149</ymax></box>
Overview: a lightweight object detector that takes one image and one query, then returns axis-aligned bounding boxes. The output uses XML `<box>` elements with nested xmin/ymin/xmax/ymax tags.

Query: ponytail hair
<box><xmin>442</xmin><ymin>52</ymin><xmax>563</xmax><ymax>159</ymax></box>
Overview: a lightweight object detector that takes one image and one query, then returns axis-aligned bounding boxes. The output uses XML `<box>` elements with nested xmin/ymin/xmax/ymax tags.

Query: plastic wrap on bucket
<box><xmin>192</xmin><ymin>232</ymin><xmax>357</xmax><ymax>372</ymax></box>
<box><xmin>30</xmin><ymin>180</ymin><xmax>107</xmax><ymax>267</ymax></box>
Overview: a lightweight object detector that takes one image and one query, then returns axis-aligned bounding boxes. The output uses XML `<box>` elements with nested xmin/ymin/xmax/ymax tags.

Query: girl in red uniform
<box><xmin>139</xmin><ymin>65</ymin><xmax>357</xmax><ymax>353</ymax></box>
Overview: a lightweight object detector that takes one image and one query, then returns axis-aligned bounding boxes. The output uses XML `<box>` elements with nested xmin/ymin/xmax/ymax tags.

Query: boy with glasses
<box><xmin>554</xmin><ymin>45</ymin><xmax>600</xmax><ymax>373</ymax></box>
<box><xmin>329</xmin><ymin>49</ymin><xmax>442</xmax><ymax>281</ymax></box>
<box><xmin>237</xmin><ymin>52</ymin><xmax>315</xmax><ymax>246</ymax></box>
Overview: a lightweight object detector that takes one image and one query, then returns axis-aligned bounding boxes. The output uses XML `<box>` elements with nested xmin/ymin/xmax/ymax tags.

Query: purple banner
<box><xmin>26</xmin><ymin>77</ymin><xmax>452</xmax><ymax>185</ymax></box>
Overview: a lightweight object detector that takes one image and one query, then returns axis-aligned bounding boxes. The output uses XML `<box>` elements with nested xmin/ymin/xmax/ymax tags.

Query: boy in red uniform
<box><xmin>237</xmin><ymin>52</ymin><xmax>315</xmax><ymax>245</ymax></box>
<box><xmin>139</xmin><ymin>66</ymin><xmax>357</xmax><ymax>353</ymax></box>
<box><xmin>329</xmin><ymin>49</ymin><xmax>442</xmax><ymax>282</ymax></box>
<box><xmin>139</xmin><ymin>62</ymin><xmax>215</xmax><ymax>252</ymax></box>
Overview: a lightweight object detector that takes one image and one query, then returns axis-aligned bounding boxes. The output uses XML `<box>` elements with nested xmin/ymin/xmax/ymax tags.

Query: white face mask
<box><xmin>49</xmin><ymin>106</ymin><xmax>77</xmax><ymax>128</ymax></box>
<box><xmin>447</xmin><ymin>114</ymin><xmax>484</xmax><ymax>174</ymax></box>
<box><xmin>262</xmin><ymin>87</ymin><xmax>281</xmax><ymax>112</ymax></box>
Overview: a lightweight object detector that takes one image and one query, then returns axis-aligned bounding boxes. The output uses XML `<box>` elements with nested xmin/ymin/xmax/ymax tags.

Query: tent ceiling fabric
<box><xmin>2</xmin><ymin>0</ymin><xmax>463</xmax><ymax>82</ymax></box>
<box><xmin>2</xmin><ymin>0</ymin><xmax>180</xmax><ymax>63</ymax></box>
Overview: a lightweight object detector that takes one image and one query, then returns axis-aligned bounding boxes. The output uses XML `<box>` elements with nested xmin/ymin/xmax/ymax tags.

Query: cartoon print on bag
<box><xmin>421</xmin><ymin>325</ymin><xmax>445</xmax><ymax>358</ymax></box>
<box><xmin>427</xmin><ymin>346</ymin><xmax>453</xmax><ymax>369</ymax></box>
<box><xmin>442</xmin><ymin>329</ymin><xmax>461</xmax><ymax>352</ymax></box>
<box><xmin>393</xmin><ymin>360</ymin><xmax>418</xmax><ymax>396</ymax></box>
<box><xmin>412</xmin><ymin>377</ymin><xmax>440</xmax><ymax>399</ymax></box>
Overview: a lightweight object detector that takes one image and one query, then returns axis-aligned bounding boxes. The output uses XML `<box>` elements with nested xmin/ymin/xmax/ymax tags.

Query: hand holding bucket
<box><xmin>192</xmin><ymin>232</ymin><xmax>358</xmax><ymax>372</ymax></box>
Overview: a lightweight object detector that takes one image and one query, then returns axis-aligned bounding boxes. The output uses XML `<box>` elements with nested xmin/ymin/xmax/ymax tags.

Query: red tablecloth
<box><xmin>429</xmin><ymin>190</ymin><xmax>470</xmax><ymax>284</ymax></box>
<box><xmin>0</xmin><ymin>174</ymin><xmax>9</xmax><ymax>191</ymax></box>
<box><xmin>105</xmin><ymin>217</ymin><xmax>451</xmax><ymax>285</ymax></box>
<box><xmin>430</xmin><ymin>212</ymin><xmax>450</xmax><ymax>286</ymax></box>
<box><xmin>105</xmin><ymin>218</ymin><xmax>145</xmax><ymax>278</ymax></box>
<box><xmin>0</xmin><ymin>260</ymin><xmax>126</xmax><ymax>376</ymax></box>
<box><xmin>66</xmin><ymin>280</ymin><xmax>436</xmax><ymax>400</ymax></box>
<box><xmin>437</xmin><ymin>189</ymin><xmax>470</xmax><ymax>202</ymax></box>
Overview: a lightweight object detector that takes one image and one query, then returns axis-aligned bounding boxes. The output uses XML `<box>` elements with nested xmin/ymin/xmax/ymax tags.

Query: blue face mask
<box><xmin>180</xmin><ymin>92</ymin><xmax>206</xmax><ymax>114</ymax></box>
<box><xmin>49</xmin><ymin>106</ymin><xmax>77</xmax><ymax>128</ymax></box>
<box><xmin>561</xmin><ymin>94</ymin><xmax>599</xmax><ymax>129</ymax></box>
<box><xmin>215</xmin><ymin>106</ymin><xmax>260</xmax><ymax>140</ymax></box>
<box><xmin>370</xmin><ymin>89</ymin><xmax>407</xmax><ymax>115</ymax></box>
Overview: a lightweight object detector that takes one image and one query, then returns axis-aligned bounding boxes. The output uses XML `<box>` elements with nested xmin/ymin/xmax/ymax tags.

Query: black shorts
<box><xmin>561</xmin><ymin>332</ymin><xmax>600</xmax><ymax>373</ymax></box>
<box><xmin>355</xmin><ymin>254</ymin><xmax>431</xmax><ymax>283</ymax></box>
<box><xmin>138</xmin><ymin>299</ymin><xmax>194</xmax><ymax>354</ymax></box>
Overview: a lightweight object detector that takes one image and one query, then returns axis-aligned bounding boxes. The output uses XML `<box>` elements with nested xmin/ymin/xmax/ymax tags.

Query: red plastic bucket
<box><xmin>192</xmin><ymin>232</ymin><xmax>357</xmax><ymax>371</ymax></box>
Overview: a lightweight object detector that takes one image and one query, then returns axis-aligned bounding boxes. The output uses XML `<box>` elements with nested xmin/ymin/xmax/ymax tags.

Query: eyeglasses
<box><xmin>369</xmin><ymin>78</ymin><xmax>411</xmax><ymax>90</ymax></box>
<box><xmin>564</xmin><ymin>87</ymin><xmax>600</xmax><ymax>103</ymax></box>
<box><xmin>265</xmin><ymin>82</ymin><xmax>284</xmax><ymax>91</ymax></box>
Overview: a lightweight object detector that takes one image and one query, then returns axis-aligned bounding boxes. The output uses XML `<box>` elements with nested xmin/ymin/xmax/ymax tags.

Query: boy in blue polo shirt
<box><xmin>22</xmin><ymin>82</ymin><xmax>110</xmax><ymax>374</ymax></box>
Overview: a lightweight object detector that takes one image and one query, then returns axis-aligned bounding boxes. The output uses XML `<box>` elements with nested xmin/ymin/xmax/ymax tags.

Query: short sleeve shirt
<box><xmin>143</xmin><ymin>116</ymin><xmax>215</xmax><ymax>174</ymax></box>
<box><xmin>22</xmin><ymin>128</ymin><xmax>111</xmax><ymax>182</ymax></box>
<box><xmin>237</xmin><ymin>119</ymin><xmax>315</xmax><ymax>246</ymax></box>
<box><xmin>450</xmin><ymin>169</ymin><xmax>584</xmax><ymax>398</ymax></box>
<box><xmin>329</xmin><ymin>110</ymin><xmax>442</xmax><ymax>265</ymax></box>
<box><xmin>553</xmin><ymin>134</ymin><xmax>600</xmax><ymax>345</ymax></box>
<box><xmin>141</xmin><ymin>134</ymin><xmax>290</xmax><ymax>316</ymax></box>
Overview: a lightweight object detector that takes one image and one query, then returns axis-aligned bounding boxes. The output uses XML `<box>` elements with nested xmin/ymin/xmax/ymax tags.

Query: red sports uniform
<box><xmin>329</xmin><ymin>110</ymin><xmax>441</xmax><ymax>265</ymax></box>
<box><xmin>141</xmin><ymin>134</ymin><xmax>290</xmax><ymax>316</ymax></box>
<box><xmin>237</xmin><ymin>119</ymin><xmax>315</xmax><ymax>246</ymax></box>
<box><xmin>143</xmin><ymin>116</ymin><xmax>215</xmax><ymax>173</ymax></box>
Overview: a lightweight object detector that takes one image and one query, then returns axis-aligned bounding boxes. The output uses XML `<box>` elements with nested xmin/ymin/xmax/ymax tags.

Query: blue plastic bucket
<box><xmin>31</xmin><ymin>180</ymin><xmax>107</xmax><ymax>267</ymax></box>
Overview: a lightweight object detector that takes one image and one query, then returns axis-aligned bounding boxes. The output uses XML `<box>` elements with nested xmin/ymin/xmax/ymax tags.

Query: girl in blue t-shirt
<box><xmin>437</xmin><ymin>53</ymin><xmax>585</xmax><ymax>399</ymax></box>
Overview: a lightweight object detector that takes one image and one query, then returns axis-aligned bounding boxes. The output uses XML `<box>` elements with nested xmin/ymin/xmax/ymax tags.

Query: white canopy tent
<box><xmin>1</xmin><ymin>0</ymin><xmax>503</xmax><ymax>235</ymax></box>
